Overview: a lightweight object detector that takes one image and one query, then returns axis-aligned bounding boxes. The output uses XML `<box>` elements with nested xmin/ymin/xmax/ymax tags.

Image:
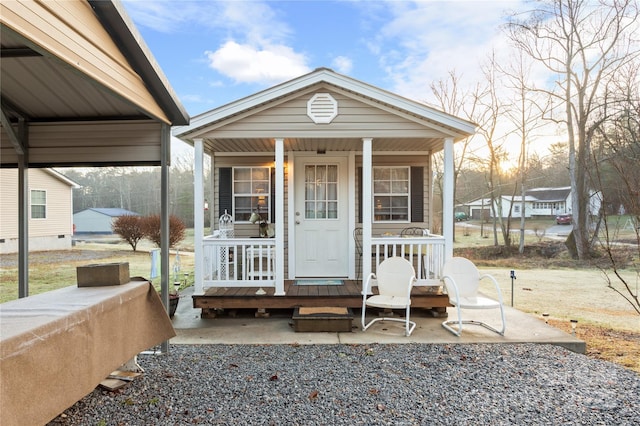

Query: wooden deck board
<box><xmin>195</xmin><ymin>281</ymin><xmax>449</xmax><ymax>311</ymax></box>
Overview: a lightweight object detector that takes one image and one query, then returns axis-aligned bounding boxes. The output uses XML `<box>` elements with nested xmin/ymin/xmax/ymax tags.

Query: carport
<box><xmin>1</xmin><ymin>2</ymin><xmax>189</xmax><ymax>424</ymax></box>
<box><xmin>1</xmin><ymin>0</ymin><xmax>189</xmax><ymax>311</ymax></box>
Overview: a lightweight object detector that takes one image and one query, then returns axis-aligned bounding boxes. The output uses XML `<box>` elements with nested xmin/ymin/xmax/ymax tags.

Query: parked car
<box><xmin>455</xmin><ymin>212</ymin><xmax>468</xmax><ymax>221</ymax></box>
<box><xmin>556</xmin><ymin>213</ymin><xmax>572</xmax><ymax>225</ymax></box>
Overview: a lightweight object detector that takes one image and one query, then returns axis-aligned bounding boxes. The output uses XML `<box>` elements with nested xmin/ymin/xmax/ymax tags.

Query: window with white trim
<box><xmin>233</xmin><ymin>167</ymin><xmax>270</xmax><ymax>222</ymax></box>
<box><xmin>31</xmin><ymin>189</ymin><xmax>47</xmax><ymax>219</ymax></box>
<box><xmin>373</xmin><ymin>166</ymin><xmax>409</xmax><ymax>221</ymax></box>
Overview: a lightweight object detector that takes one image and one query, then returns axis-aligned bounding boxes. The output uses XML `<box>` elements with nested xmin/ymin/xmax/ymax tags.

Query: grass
<box><xmin>457</xmin><ymin>220</ymin><xmax>639</xmax><ymax>374</ymax></box>
<box><xmin>0</xmin><ymin>237</ymin><xmax>195</xmax><ymax>303</ymax></box>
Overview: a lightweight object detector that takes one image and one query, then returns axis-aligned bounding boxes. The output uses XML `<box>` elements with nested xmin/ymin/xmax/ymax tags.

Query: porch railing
<box><xmin>369</xmin><ymin>235</ymin><xmax>445</xmax><ymax>285</ymax></box>
<box><xmin>201</xmin><ymin>233</ymin><xmax>445</xmax><ymax>291</ymax></box>
<box><xmin>203</xmin><ymin>233</ymin><xmax>276</xmax><ymax>289</ymax></box>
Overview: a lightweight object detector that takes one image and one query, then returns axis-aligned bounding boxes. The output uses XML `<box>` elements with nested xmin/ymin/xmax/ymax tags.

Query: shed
<box><xmin>73</xmin><ymin>207</ymin><xmax>140</xmax><ymax>234</ymax></box>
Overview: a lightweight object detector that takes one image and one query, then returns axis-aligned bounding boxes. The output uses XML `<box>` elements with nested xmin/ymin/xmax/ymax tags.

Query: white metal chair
<box><xmin>441</xmin><ymin>257</ymin><xmax>506</xmax><ymax>336</ymax></box>
<box><xmin>362</xmin><ymin>257</ymin><xmax>416</xmax><ymax>336</ymax></box>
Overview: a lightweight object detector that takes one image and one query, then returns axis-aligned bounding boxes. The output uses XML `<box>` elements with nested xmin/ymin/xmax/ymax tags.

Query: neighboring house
<box><xmin>175</xmin><ymin>68</ymin><xmax>476</xmax><ymax>296</ymax></box>
<box><xmin>73</xmin><ymin>208</ymin><xmax>140</xmax><ymax>234</ymax></box>
<box><xmin>463</xmin><ymin>186</ymin><xmax>600</xmax><ymax>219</ymax></box>
<box><xmin>0</xmin><ymin>168</ymin><xmax>79</xmax><ymax>254</ymax></box>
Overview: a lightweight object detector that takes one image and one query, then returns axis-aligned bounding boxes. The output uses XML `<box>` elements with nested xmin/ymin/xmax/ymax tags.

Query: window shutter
<box><xmin>218</xmin><ymin>168</ymin><xmax>232</xmax><ymax>217</ymax></box>
<box><xmin>410</xmin><ymin>166</ymin><xmax>424</xmax><ymax>223</ymax></box>
<box><xmin>270</xmin><ymin>168</ymin><xmax>276</xmax><ymax>223</ymax></box>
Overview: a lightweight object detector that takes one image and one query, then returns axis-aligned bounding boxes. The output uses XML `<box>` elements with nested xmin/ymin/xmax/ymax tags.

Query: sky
<box><xmin>121</xmin><ymin>0</ymin><xmax>542</xmax><ymax>158</ymax></box>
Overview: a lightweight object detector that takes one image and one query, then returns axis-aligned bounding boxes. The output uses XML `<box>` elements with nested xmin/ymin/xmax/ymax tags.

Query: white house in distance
<box><xmin>73</xmin><ymin>208</ymin><xmax>140</xmax><ymax>234</ymax></box>
<box><xmin>464</xmin><ymin>186</ymin><xmax>601</xmax><ymax>219</ymax></box>
<box><xmin>174</xmin><ymin>67</ymin><xmax>476</xmax><ymax>298</ymax></box>
<box><xmin>0</xmin><ymin>168</ymin><xmax>79</xmax><ymax>254</ymax></box>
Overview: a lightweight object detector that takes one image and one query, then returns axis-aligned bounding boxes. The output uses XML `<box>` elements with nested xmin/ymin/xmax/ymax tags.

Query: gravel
<box><xmin>49</xmin><ymin>343</ymin><xmax>639</xmax><ymax>425</ymax></box>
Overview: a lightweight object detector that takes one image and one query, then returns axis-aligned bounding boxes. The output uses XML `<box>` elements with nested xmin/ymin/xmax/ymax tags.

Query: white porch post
<box><xmin>274</xmin><ymin>138</ymin><xmax>285</xmax><ymax>295</ymax></box>
<box><xmin>194</xmin><ymin>138</ymin><xmax>204</xmax><ymax>295</ymax></box>
<box><xmin>443</xmin><ymin>137</ymin><xmax>454</xmax><ymax>260</ymax></box>
<box><xmin>362</xmin><ymin>138</ymin><xmax>373</xmax><ymax>283</ymax></box>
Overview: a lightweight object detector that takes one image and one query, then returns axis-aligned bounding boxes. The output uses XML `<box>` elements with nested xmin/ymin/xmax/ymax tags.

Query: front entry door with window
<box><xmin>294</xmin><ymin>156</ymin><xmax>349</xmax><ymax>277</ymax></box>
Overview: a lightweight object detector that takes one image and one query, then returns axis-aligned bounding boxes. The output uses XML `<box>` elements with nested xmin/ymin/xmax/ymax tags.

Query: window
<box><xmin>233</xmin><ymin>167</ymin><xmax>270</xmax><ymax>222</ymax></box>
<box><xmin>31</xmin><ymin>189</ymin><xmax>46</xmax><ymax>219</ymax></box>
<box><xmin>514</xmin><ymin>205</ymin><xmax>520</xmax><ymax>213</ymax></box>
<box><xmin>304</xmin><ymin>165</ymin><xmax>338</xmax><ymax>219</ymax></box>
<box><xmin>373</xmin><ymin>167</ymin><xmax>409</xmax><ymax>221</ymax></box>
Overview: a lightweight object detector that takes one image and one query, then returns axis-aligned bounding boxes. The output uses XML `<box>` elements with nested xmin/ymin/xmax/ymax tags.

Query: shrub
<box><xmin>141</xmin><ymin>214</ymin><xmax>186</xmax><ymax>248</ymax></box>
<box><xmin>112</xmin><ymin>215</ymin><xmax>145</xmax><ymax>251</ymax></box>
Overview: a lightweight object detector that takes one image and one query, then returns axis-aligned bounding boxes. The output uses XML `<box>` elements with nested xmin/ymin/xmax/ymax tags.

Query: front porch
<box><xmin>192</xmin><ymin>280</ymin><xmax>449</xmax><ymax>318</ymax></box>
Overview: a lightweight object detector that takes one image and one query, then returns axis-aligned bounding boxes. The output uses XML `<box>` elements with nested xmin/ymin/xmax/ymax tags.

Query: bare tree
<box><xmin>506</xmin><ymin>0</ymin><xmax>640</xmax><ymax>259</ymax></box>
<box><xmin>472</xmin><ymin>52</ymin><xmax>513</xmax><ymax>247</ymax></box>
<box><xmin>591</xmin><ymin>62</ymin><xmax>640</xmax><ymax>314</ymax></box>
<box><xmin>429</xmin><ymin>70</ymin><xmax>478</xmax><ymax>236</ymax></box>
<box><xmin>498</xmin><ymin>51</ymin><xmax>550</xmax><ymax>253</ymax></box>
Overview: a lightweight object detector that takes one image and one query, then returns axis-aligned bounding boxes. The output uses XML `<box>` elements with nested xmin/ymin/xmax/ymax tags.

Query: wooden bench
<box><xmin>0</xmin><ymin>280</ymin><xmax>175</xmax><ymax>426</ymax></box>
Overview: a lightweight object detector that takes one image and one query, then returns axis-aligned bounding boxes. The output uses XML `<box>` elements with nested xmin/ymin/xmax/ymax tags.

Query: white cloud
<box><xmin>206</xmin><ymin>41</ymin><xmax>310</xmax><ymax>85</ymax></box>
<box><xmin>332</xmin><ymin>56</ymin><xmax>353</xmax><ymax>74</ymax></box>
<box><xmin>124</xmin><ymin>0</ymin><xmax>310</xmax><ymax>85</ymax></box>
<box><xmin>356</xmin><ymin>0</ymin><xmax>525</xmax><ymax>99</ymax></box>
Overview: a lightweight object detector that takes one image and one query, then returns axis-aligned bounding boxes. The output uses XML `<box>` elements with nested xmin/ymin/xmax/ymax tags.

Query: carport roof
<box><xmin>1</xmin><ymin>0</ymin><xmax>189</xmax><ymax>167</ymax></box>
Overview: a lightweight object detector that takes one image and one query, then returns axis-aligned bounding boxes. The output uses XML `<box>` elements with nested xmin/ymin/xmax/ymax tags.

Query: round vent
<box><xmin>307</xmin><ymin>93</ymin><xmax>338</xmax><ymax>124</ymax></box>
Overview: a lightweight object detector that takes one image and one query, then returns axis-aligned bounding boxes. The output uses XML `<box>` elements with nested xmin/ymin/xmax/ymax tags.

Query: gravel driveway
<box><xmin>49</xmin><ymin>343</ymin><xmax>639</xmax><ymax>425</ymax></box>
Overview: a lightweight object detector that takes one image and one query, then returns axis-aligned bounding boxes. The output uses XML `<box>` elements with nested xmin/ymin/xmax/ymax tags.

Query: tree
<box><xmin>112</xmin><ymin>215</ymin><xmax>145</xmax><ymax>251</ymax></box>
<box><xmin>142</xmin><ymin>214</ymin><xmax>186</xmax><ymax>248</ymax></box>
<box><xmin>507</xmin><ymin>0</ymin><xmax>640</xmax><ymax>259</ymax></box>
<box><xmin>429</xmin><ymin>70</ymin><xmax>480</xmax><ymax>237</ymax></box>
<box><xmin>498</xmin><ymin>50</ymin><xmax>550</xmax><ymax>253</ymax></box>
<box><xmin>591</xmin><ymin>62</ymin><xmax>640</xmax><ymax>314</ymax></box>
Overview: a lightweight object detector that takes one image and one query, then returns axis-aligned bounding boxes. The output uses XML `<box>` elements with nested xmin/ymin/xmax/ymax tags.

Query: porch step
<box><xmin>292</xmin><ymin>307</ymin><xmax>354</xmax><ymax>332</ymax></box>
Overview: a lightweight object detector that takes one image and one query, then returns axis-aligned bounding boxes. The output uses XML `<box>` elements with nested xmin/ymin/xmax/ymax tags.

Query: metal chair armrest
<box><xmin>479</xmin><ymin>274</ymin><xmax>504</xmax><ymax>304</ymax></box>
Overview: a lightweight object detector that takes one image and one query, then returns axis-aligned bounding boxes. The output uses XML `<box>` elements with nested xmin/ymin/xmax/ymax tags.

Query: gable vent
<box><xmin>307</xmin><ymin>93</ymin><xmax>338</xmax><ymax>124</ymax></box>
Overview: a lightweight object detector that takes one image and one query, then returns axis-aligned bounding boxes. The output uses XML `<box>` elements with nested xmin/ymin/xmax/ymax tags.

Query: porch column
<box><xmin>274</xmin><ymin>138</ymin><xmax>285</xmax><ymax>295</ymax></box>
<box><xmin>362</xmin><ymin>138</ymin><xmax>373</xmax><ymax>283</ymax></box>
<box><xmin>194</xmin><ymin>138</ymin><xmax>204</xmax><ymax>295</ymax></box>
<box><xmin>443</xmin><ymin>137</ymin><xmax>454</xmax><ymax>260</ymax></box>
<box><xmin>160</xmin><ymin>124</ymin><xmax>171</xmax><ymax>353</ymax></box>
<box><xmin>18</xmin><ymin>143</ymin><xmax>28</xmax><ymax>298</ymax></box>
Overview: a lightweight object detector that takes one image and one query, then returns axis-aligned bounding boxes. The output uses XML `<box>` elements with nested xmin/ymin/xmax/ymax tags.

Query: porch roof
<box><xmin>174</xmin><ymin>68</ymin><xmax>476</xmax><ymax>154</ymax></box>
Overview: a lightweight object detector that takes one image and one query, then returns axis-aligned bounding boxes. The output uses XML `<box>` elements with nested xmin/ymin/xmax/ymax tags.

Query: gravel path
<box><xmin>49</xmin><ymin>343</ymin><xmax>639</xmax><ymax>425</ymax></box>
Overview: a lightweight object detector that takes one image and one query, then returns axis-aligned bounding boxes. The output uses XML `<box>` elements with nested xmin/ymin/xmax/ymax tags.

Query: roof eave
<box><xmin>89</xmin><ymin>0</ymin><xmax>189</xmax><ymax>126</ymax></box>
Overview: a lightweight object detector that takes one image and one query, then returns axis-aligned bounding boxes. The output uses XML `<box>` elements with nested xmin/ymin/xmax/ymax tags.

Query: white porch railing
<box><xmin>203</xmin><ymin>234</ymin><xmax>276</xmax><ymax>289</ymax></box>
<box><xmin>201</xmin><ymin>233</ymin><xmax>445</xmax><ymax>292</ymax></box>
<box><xmin>369</xmin><ymin>235</ymin><xmax>445</xmax><ymax>285</ymax></box>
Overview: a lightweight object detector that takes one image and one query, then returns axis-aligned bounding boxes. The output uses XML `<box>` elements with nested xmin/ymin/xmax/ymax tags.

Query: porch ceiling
<box><xmin>203</xmin><ymin>137</ymin><xmax>444</xmax><ymax>154</ymax></box>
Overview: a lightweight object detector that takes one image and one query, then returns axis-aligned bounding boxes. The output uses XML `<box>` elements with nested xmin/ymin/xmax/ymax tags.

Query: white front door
<box><xmin>294</xmin><ymin>155</ymin><xmax>349</xmax><ymax>277</ymax></box>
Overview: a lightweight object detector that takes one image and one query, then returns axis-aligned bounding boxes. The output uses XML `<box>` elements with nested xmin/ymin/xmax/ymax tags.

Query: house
<box><xmin>463</xmin><ymin>186</ymin><xmax>602</xmax><ymax>219</ymax></box>
<box><xmin>73</xmin><ymin>208</ymin><xmax>140</xmax><ymax>234</ymax></box>
<box><xmin>175</xmin><ymin>68</ymin><xmax>476</xmax><ymax>299</ymax></box>
<box><xmin>0</xmin><ymin>168</ymin><xmax>79</xmax><ymax>254</ymax></box>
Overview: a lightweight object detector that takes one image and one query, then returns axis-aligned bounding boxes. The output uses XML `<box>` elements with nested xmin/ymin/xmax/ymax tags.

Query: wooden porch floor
<box><xmin>193</xmin><ymin>280</ymin><xmax>450</xmax><ymax>315</ymax></box>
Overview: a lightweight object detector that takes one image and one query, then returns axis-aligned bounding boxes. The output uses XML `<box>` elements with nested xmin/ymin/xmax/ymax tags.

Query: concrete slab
<box><xmin>170</xmin><ymin>286</ymin><xmax>586</xmax><ymax>353</ymax></box>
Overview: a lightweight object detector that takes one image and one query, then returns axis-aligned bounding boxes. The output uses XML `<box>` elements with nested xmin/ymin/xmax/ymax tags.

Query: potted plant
<box><xmin>169</xmin><ymin>286</ymin><xmax>180</xmax><ymax>318</ymax></box>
